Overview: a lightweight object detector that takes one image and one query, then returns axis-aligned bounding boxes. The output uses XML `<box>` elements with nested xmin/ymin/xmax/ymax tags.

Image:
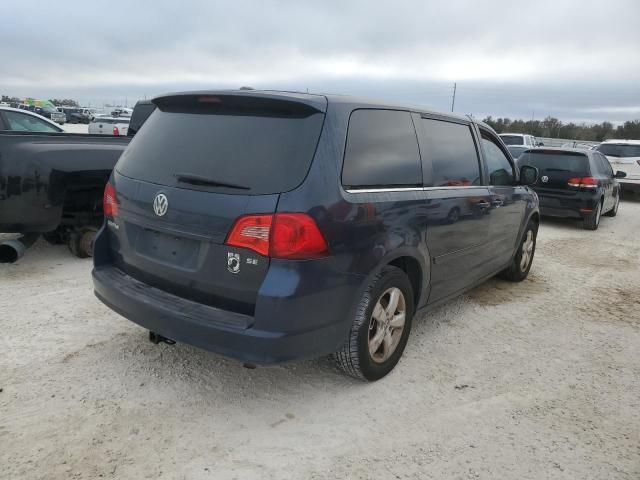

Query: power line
<box><xmin>451</xmin><ymin>82</ymin><xmax>457</xmax><ymax>112</ymax></box>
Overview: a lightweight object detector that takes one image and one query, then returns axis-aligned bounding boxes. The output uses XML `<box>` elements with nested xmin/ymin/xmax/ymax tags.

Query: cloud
<box><xmin>1</xmin><ymin>0</ymin><xmax>639</xmax><ymax>123</ymax></box>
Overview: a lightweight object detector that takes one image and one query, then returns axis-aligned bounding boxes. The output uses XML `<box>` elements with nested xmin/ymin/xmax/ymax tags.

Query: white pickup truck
<box><xmin>596</xmin><ymin>140</ymin><xmax>640</xmax><ymax>195</ymax></box>
<box><xmin>88</xmin><ymin>116</ymin><xmax>130</xmax><ymax>136</ymax></box>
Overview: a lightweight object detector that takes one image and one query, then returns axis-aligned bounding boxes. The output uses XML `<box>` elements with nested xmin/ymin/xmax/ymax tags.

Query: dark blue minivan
<box><xmin>93</xmin><ymin>91</ymin><xmax>540</xmax><ymax>380</ymax></box>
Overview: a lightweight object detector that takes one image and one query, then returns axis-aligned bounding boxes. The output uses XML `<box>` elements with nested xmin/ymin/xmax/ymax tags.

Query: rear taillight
<box><xmin>568</xmin><ymin>176</ymin><xmax>598</xmax><ymax>189</ymax></box>
<box><xmin>225</xmin><ymin>214</ymin><xmax>273</xmax><ymax>256</ymax></box>
<box><xmin>103</xmin><ymin>182</ymin><xmax>119</xmax><ymax>217</ymax></box>
<box><xmin>113</xmin><ymin>126</ymin><xmax>120</xmax><ymax>136</ymax></box>
<box><xmin>225</xmin><ymin>213</ymin><xmax>328</xmax><ymax>259</ymax></box>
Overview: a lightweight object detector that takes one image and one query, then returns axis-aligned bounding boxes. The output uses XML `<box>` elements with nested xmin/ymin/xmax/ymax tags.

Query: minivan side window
<box><xmin>481</xmin><ymin>132</ymin><xmax>515</xmax><ymax>186</ymax></box>
<box><xmin>421</xmin><ymin>118</ymin><xmax>481</xmax><ymax>187</ymax></box>
<box><xmin>342</xmin><ymin>110</ymin><xmax>422</xmax><ymax>188</ymax></box>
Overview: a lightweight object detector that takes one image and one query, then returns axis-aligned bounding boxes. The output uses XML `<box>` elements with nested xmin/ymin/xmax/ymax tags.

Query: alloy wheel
<box><xmin>520</xmin><ymin>230</ymin><xmax>534</xmax><ymax>271</ymax></box>
<box><xmin>368</xmin><ymin>287</ymin><xmax>406</xmax><ymax>363</ymax></box>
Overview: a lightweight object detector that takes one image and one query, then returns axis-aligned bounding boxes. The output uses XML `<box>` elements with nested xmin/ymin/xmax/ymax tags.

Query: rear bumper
<box><xmin>93</xmin><ymin>263</ymin><xmax>364</xmax><ymax>364</ymax></box>
<box><xmin>539</xmin><ymin>206</ymin><xmax>583</xmax><ymax>218</ymax></box>
<box><xmin>536</xmin><ymin>192</ymin><xmax>600</xmax><ymax>219</ymax></box>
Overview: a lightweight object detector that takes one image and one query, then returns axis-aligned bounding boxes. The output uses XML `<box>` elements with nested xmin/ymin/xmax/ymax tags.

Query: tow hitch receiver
<box><xmin>149</xmin><ymin>331</ymin><xmax>176</xmax><ymax>345</ymax></box>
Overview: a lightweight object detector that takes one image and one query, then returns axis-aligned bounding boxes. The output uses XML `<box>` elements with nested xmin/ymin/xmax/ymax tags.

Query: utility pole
<box><xmin>451</xmin><ymin>82</ymin><xmax>457</xmax><ymax>112</ymax></box>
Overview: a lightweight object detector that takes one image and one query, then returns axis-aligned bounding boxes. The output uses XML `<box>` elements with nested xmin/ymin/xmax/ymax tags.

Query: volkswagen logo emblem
<box><xmin>153</xmin><ymin>193</ymin><xmax>169</xmax><ymax>217</ymax></box>
<box><xmin>541</xmin><ymin>175</ymin><xmax>549</xmax><ymax>183</ymax></box>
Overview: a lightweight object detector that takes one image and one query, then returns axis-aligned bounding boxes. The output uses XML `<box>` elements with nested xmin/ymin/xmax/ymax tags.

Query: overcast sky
<box><xmin>1</xmin><ymin>0</ymin><xmax>639</xmax><ymax>123</ymax></box>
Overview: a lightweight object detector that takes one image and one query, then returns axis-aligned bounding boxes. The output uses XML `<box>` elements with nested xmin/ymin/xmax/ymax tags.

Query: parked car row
<box><xmin>503</xmin><ymin>136</ymin><xmax>640</xmax><ymax>231</ymax></box>
<box><xmin>57</xmin><ymin>107</ymin><xmax>92</xmax><ymax>124</ymax></box>
<box><xmin>517</xmin><ymin>148</ymin><xmax>624</xmax><ymax>229</ymax></box>
<box><xmin>16</xmin><ymin>103</ymin><xmax>66</xmax><ymax>124</ymax></box>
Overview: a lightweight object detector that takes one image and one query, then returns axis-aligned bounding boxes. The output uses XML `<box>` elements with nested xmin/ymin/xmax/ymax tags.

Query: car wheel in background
<box><xmin>68</xmin><ymin>227</ymin><xmax>98</xmax><ymax>258</ymax></box>
<box><xmin>499</xmin><ymin>219</ymin><xmax>538</xmax><ymax>282</ymax></box>
<box><xmin>334</xmin><ymin>266</ymin><xmax>414</xmax><ymax>381</ymax></box>
<box><xmin>446</xmin><ymin>207</ymin><xmax>460</xmax><ymax>224</ymax></box>
<box><xmin>604</xmin><ymin>194</ymin><xmax>619</xmax><ymax>217</ymax></box>
<box><xmin>583</xmin><ymin>200</ymin><xmax>602</xmax><ymax>230</ymax></box>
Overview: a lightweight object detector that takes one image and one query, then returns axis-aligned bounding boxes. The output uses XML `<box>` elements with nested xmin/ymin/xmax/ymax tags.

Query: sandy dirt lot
<box><xmin>1</xmin><ymin>200</ymin><xmax>639</xmax><ymax>479</ymax></box>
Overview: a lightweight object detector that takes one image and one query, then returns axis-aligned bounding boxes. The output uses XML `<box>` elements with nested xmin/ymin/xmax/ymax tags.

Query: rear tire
<box><xmin>67</xmin><ymin>227</ymin><xmax>97</xmax><ymax>258</ymax></box>
<box><xmin>499</xmin><ymin>219</ymin><xmax>538</xmax><ymax>282</ymax></box>
<box><xmin>604</xmin><ymin>194</ymin><xmax>619</xmax><ymax>217</ymax></box>
<box><xmin>333</xmin><ymin>266</ymin><xmax>414</xmax><ymax>381</ymax></box>
<box><xmin>583</xmin><ymin>200</ymin><xmax>602</xmax><ymax>230</ymax></box>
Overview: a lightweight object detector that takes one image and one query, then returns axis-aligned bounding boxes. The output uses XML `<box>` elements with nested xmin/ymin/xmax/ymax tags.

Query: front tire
<box><xmin>499</xmin><ymin>219</ymin><xmax>538</xmax><ymax>282</ymax></box>
<box><xmin>334</xmin><ymin>266</ymin><xmax>414</xmax><ymax>381</ymax></box>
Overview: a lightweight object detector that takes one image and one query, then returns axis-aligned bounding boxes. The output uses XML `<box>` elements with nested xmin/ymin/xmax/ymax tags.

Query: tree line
<box><xmin>482</xmin><ymin>116</ymin><xmax>640</xmax><ymax>141</ymax></box>
<box><xmin>2</xmin><ymin>95</ymin><xmax>79</xmax><ymax>107</ymax></box>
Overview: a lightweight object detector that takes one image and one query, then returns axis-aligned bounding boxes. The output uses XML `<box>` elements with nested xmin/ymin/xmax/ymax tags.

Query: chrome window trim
<box><xmin>344</xmin><ymin>185</ymin><xmax>483</xmax><ymax>194</ymax></box>
<box><xmin>344</xmin><ymin>187</ymin><xmax>424</xmax><ymax>194</ymax></box>
<box><xmin>422</xmin><ymin>185</ymin><xmax>484</xmax><ymax>191</ymax></box>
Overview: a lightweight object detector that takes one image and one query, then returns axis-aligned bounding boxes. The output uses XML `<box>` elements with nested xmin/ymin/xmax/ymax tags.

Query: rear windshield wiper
<box><xmin>174</xmin><ymin>173</ymin><xmax>250</xmax><ymax>190</ymax></box>
<box><xmin>543</xmin><ymin>168</ymin><xmax>572</xmax><ymax>172</ymax></box>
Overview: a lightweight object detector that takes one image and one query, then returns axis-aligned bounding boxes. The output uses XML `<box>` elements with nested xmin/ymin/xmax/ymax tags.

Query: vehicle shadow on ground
<box><xmin>52</xmin><ymin>295</ymin><xmax>462</xmax><ymax>407</ymax></box>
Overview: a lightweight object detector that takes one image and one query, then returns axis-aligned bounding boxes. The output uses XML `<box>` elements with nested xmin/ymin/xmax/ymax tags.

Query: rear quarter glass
<box><xmin>115</xmin><ymin>103</ymin><xmax>325</xmax><ymax>195</ymax></box>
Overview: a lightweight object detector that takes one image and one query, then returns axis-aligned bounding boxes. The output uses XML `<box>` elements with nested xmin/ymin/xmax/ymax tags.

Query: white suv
<box><xmin>596</xmin><ymin>140</ymin><xmax>640</xmax><ymax>194</ymax></box>
<box><xmin>499</xmin><ymin>133</ymin><xmax>538</xmax><ymax>147</ymax></box>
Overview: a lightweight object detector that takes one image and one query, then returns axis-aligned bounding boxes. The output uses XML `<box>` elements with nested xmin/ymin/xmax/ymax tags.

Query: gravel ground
<box><xmin>1</xmin><ymin>200</ymin><xmax>639</xmax><ymax>480</ymax></box>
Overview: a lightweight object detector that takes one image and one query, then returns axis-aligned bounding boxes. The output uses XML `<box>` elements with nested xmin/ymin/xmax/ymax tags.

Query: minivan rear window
<box><xmin>116</xmin><ymin>103</ymin><xmax>324</xmax><ymax>195</ymax></box>
<box><xmin>519</xmin><ymin>151</ymin><xmax>590</xmax><ymax>174</ymax></box>
<box><xmin>500</xmin><ymin>135</ymin><xmax>525</xmax><ymax>145</ymax></box>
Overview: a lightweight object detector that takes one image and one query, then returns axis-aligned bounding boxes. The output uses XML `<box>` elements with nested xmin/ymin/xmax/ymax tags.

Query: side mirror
<box><xmin>615</xmin><ymin>171</ymin><xmax>627</xmax><ymax>179</ymax></box>
<box><xmin>520</xmin><ymin>165</ymin><xmax>538</xmax><ymax>186</ymax></box>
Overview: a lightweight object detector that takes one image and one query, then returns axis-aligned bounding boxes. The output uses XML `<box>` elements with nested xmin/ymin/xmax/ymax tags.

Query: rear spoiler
<box><xmin>152</xmin><ymin>91</ymin><xmax>327</xmax><ymax>118</ymax></box>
